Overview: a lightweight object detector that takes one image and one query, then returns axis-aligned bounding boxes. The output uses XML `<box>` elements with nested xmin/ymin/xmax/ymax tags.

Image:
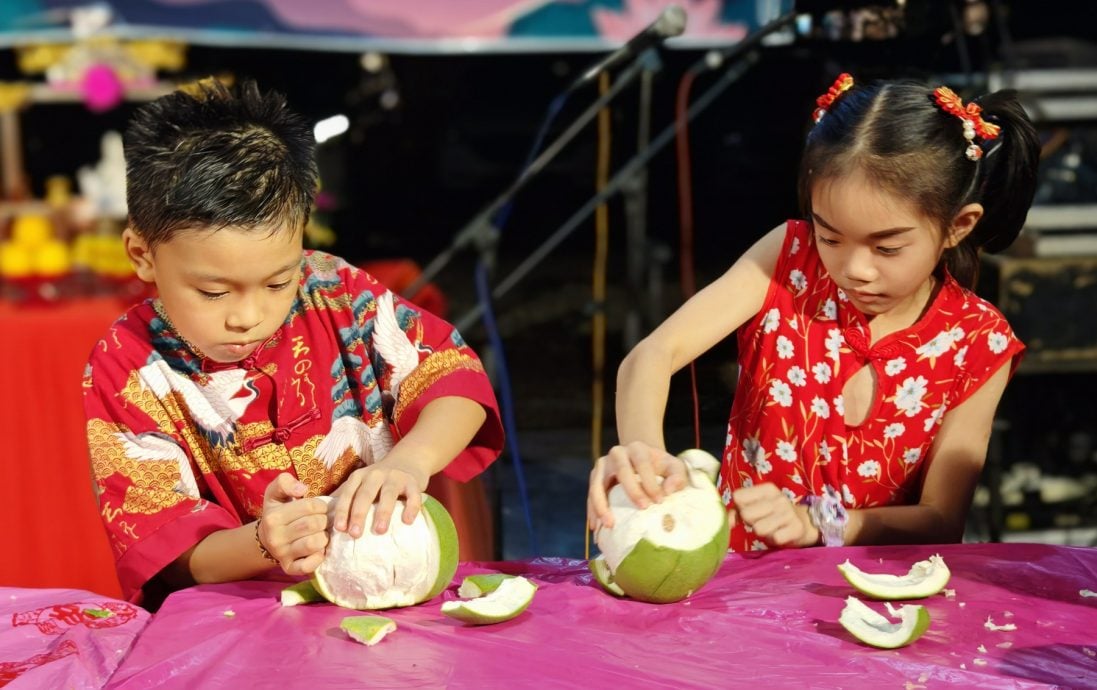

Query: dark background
<box><xmin>4</xmin><ymin>1</ymin><xmax>1094</xmax><ymax>556</ymax></box>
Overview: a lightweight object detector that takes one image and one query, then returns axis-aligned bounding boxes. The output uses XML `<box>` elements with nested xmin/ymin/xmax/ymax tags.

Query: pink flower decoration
<box><xmin>592</xmin><ymin>0</ymin><xmax>748</xmax><ymax>42</ymax></box>
<box><xmin>81</xmin><ymin>64</ymin><xmax>124</xmax><ymax>113</ymax></box>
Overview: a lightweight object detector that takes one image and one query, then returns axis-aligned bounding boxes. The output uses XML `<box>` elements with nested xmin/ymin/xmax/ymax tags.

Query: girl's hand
<box><xmin>258</xmin><ymin>473</ymin><xmax>330</xmax><ymax>576</ymax></box>
<box><xmin>732</xmin><ymin>483</ymin><xmax>819</xmax><ymax>548</ymax></box>
<box><xmin>588</xmin><ymin>441</ymin><xmax>688</xmax><ymax>531</ymax></box>
<box><xmin>331</xmin><ymin>459</ymin><xmax>429</xmax><ymax>537</ymax></box>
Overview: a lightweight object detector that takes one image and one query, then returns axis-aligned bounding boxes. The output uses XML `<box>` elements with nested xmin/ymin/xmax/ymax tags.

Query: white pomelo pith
<box><xmin>441</xmin><ymin>575</ymin><xmax>537</xmax><ymax>625</ymax></box>
<box><xmin>588</xmin><ymin>555</ymin><xmax>624</xmax><ymax>597</ymax></box>
<box><xmin>594</xmin><ymin>449</ymin><xmax>730</xmax><ymax>604</ymax></box>
<box><xmin>839</xmin><ymin>597</ymin><xmax>931</xmax><ymax>649</ymax></box>
<box><xmin>313</xmin><ymin>494</ymin><xmax>458</xmax><ymax>610</ymax></box>
<box><xmin>838</xmin><ymin>555</ymin><xmax>951</xmax><ymax>600</ymax></box>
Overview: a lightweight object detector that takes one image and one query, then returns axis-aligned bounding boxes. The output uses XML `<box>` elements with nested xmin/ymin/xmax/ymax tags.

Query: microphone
<box><xmin>567</xmin><ymin>4</ymin><xmax>687</xmax><ymax>92</ymax></box>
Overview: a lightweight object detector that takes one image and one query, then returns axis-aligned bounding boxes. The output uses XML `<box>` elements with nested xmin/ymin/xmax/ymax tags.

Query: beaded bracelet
<box><xmin>255</xmin><ymin>518</ymin><xmax>278</xmax><ymax>563</ymax></box>
<box><xmin>800</xmin><ymin>486</ymin><xmax>848</xmax><ymax>547</ymax></box>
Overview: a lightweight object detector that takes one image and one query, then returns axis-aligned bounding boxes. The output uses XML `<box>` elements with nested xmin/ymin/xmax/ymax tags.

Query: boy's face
<box><xmin>124</xmin><ymin>224</ymin><xmax>304</xmax><ymax>363</ymax></box>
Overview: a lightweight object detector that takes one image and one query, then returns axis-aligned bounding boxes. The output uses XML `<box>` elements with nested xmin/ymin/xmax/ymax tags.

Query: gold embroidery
<box><xmin>87</xmin><ymin>419</ymin><xmax>188</xmax><ymax>516</ymax></box>
<box><xmin>292</xmin><ymin>335</ymin><xmax>310</xmax><ymax>358</ymax></box>
<box><xmin>393</xmin><ymin>350</ymin><xmax>484</xmax><ymax>421</ymax></box>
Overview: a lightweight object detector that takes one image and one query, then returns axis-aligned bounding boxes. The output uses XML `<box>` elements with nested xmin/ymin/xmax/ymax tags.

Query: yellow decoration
<box><xmin>124</xmin><ymin>40</ymin><xmax>187</xmax><ymax>72</ymax></box>
<box><xmin>45</xmin><ymin>175</ymin><xmax>73</xmax><ymax>207</ymax></box>
<box><xmin>72</xmin><ymin>233</ymin><xmax>94</xmax><ymax>269</ymax></box>
<box><xmin>15</xmin><ymin>44</ymin><xmax>71</xmax><ymax>74</ymax></box>
<box><xmin>0</xmin><ymin>82</ymin><xmax>32</xmax><ymax>113</ymax></box>
<box><xmin>11</xmin><ymin>214</ymin><xmax>54</xmax><ymax>248</ymax></box>
<box><xmin>32</xmin><ymin>240</ymin><xmax>72</xmax><ymax>276</ymax></box>
<box><xmin>0</xmin><ymin>242</ymin><xmax>33</xmax><ymax>278</ymax></box>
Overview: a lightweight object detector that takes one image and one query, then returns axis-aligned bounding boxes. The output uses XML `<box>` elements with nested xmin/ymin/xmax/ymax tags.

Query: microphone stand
<box><xmin>454</xmin><ymin>11</ymin><xmax>798</xmax><ymax>333</ymax></box>
<box><xmin>402</xmin><ymin>55</ymin><xmax>653</xmax><ymax>300</ymax></box>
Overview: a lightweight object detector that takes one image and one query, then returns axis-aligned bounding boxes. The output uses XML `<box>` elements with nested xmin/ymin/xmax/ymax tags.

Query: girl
<box><xmin>588</xmin><ymin>74</ymin><xmax>1040</xmax><ymax>551</ymax></box>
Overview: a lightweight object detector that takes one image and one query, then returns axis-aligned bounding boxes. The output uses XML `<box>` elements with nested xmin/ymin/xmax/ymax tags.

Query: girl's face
<box><xmin>125</xmin><ymin>224</ymin><xmax>304</xmax><ymax>363</ymax></box>
<box><xmin>811</xmin><ymin>170</ymin><xmax>957</xmax><ymax>320</ymax></box>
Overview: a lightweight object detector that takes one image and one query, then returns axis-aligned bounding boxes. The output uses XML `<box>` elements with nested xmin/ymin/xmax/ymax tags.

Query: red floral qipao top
<box><xmin>718</xmin><ymin>221</ymin><xmax>1023</xmax><ymax>551</ymax></box>
<box><xmin>83</xmin><ymin>251</ymin><xmax>503</xmax><ymax>600</ymax></box>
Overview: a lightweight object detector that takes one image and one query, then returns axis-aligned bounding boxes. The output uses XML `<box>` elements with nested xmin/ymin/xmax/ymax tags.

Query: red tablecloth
<box><xmin>0</xmin><ymin>298</ymin><xmax>130</xmax><ymax>599</ymax></box>
<box><xmin>102</xmin><ymin>543</ymin><xmax>1096</xmax><ymax>689</ymax></box>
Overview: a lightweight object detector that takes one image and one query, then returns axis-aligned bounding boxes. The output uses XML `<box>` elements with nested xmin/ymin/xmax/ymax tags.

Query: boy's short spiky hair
<box><xmin>124</xmin><ymin>79</ymin><xmax>318</xmax><ymax>247</ymax></box>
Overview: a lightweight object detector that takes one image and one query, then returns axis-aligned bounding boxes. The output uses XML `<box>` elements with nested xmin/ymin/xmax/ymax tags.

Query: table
<box><xmin>68</xmin><ymin>543</ymin><xmax>1097</xmax><ymax>688</ymax></box>
<box><xmin>0</xmin><ymin>297</ymin><xmax>131</xmax><ymax>599</ymax></box>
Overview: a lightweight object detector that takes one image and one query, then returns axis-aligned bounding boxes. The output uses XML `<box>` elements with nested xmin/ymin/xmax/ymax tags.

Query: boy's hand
<box><xmin>331</xmin><ymin>459</ymin><xmax>429</xmax><ymax>537</ymax></box>
<box><xmin>259</xmin><ymin>473</ymin><xmax>330</xmax><ymax>576</ymax></box>
<box><xmin>588</xmin><ymin>441</ymin><xmax>688</xmax><ymax>531</ymax></box>
<box><xmin>732</xmin><ymin>483</ymin><xmax>818</xmax><ymax>548</ymax></box>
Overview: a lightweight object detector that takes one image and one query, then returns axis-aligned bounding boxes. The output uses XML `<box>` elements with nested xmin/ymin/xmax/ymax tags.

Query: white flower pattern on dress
<box><xmin>988</xmin><ymin>332</ymin><xmax>1009</xmax><ymax>354</ymax></box>
<box><xmin>789</xmin><ymin>269</ymin><xmax>808</xmax><ymax>293</ymax></box>
<box><xmin>894</xmin><ymin>376</ymin><xmax>929</xmax><ymax>417</ymax></box>
<box><xmin>788</xmin><ymin>366</ymin><xmax>807</xmax><ymax>387</ymax></box>
<box><xmin>822</xmin><ymin>298</ymin><xmax>837</xmax><ymax>320</ymax></box>
<box><xmin>776</xmin><ymin>335</ymin><xmax>795</xmax><ymax>360</ymax></box>
<box><xmin>833</xmin><ymin>395</ymin><xmax>844</xmax><ymax>417</ymax></box>
<box><xmin>954</xmin><ymin>346</ymin><xmax>968</xmax><ymax>367</ymax></box>
<box><xmin>776</xmin><ymin>440</ymin><xmax>797</xmax><ymax>462</ymax></box>
<box><xmin>813</xmin><ymin>362</ymin><xmax>832</xmax><ymax>384</ymax></box>
<box><xmin>903</xmin><ymin>448</ymin><xmax>921</xmax><ymax>464</ymax></box>
<box><xmin>825</xmin><ymin>328</ymin><xmax>844</xmax><ymax>361</ymax></box>
<box><xmin>884</xmin><ymin>422</ymin><xmax>905</xmax><ymax>439</ymax></box>
<box><xmin>857</xmin><ymin>460</ymin><xmax>881</xmax><ymax>478</ymax></box>
<box><xmin>762</xmin><ymin>308</ymin><xmax>781</xmax><ymax>334</ymax></box>
<box><xmin>885</xmin><ymin>357</ymin><xmax>907</xmax><ymax>376</ymax></box>
<box><xmin>923</xmin><ymin>405</ymin><xmax>947</xmax><ymax>432</ymax></box>
<box><xmin>811</xmin><ymin>396</ymin><xmax>831</xmax><ymax>419</ymax></box>
<box><xmin>769</xmin><ymin>379</ymin><xmax>793</xmax><ymax>407</ymax></box>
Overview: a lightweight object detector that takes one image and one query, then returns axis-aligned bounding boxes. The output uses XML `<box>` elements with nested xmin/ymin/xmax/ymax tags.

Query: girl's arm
<box><xmin>589</xmin><ymin>224</ymin><xmax>786</xmax><ymax>527</ymax></box>
<box><xmin>844</xmin><ymin>361</ymin><xmax>1011</xmax><ymax>544</ymax></box>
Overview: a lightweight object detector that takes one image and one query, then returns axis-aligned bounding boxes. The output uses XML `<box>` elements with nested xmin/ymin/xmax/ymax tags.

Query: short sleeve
<box><xmin>83</xmin><ymin>320</ymin><xmax>239</xmax><ymax>601</ymax></box>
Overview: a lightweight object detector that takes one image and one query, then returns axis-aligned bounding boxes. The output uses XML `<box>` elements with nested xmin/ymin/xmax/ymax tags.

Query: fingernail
<box><xmin>349</xmin><ymin>524</ymin><xmax>361</xmax><ymax>537</ymax></box>
<box><xmin>294</xmin><ymin>483</ymin><xmax>307</xmax><ymax>494</ymax></box>
<box><xmin>373</xmin><ymin>522</ymin><xmax>387</xmax><ymax>534</ymax></box>
<box><xmin>336</xmin><ymin>518</ymin><xmax>346</xmax><ymax>531</ymax></box>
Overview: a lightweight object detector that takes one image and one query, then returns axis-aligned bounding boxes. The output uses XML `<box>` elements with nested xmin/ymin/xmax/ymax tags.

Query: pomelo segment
<box><xmin>441</xmin><ymin>575</ymin><xmax>537</xmax><ymax>625</ymax></box>
<box><xmin>340</xmin><ymin>615</ymin><xmax>397</xmax><ymax>646</ymax></box>
<box><xmin>457</xmin><ymin>573</ymin><xmax>515</xmax><ymax>599</ymax></box>
<box><xmin>839</xmin><ymin>596</ymin><xmax>930</xmax><ymax>649</ymax></box>
<box><xmin>838</xmin><ymin>555</ymin><xmax>950</xmax><ymax>600</ymax></box>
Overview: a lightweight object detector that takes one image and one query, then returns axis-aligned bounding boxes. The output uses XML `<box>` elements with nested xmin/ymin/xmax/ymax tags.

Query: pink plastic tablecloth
<box><xmin>99</xmin><ymin>543</ymin><xmax>1095</xmax><ymax>689</ymax></box>
<box><xmin>0</xmin><ymin>587</ymin><xmax>150</xmax><ymax>689</ymax></box>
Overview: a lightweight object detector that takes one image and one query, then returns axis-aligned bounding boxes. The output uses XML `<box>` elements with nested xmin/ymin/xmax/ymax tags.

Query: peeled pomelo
<box><xmin>839</xmin><ymin>596</ymin><xmax>930</xmax><ymax>649</ymax></box>
<box><xmin>313</xmin><ymin>494</ymin><xmax>459</xmax><ymax>610</ymax></box>
<box><xmin>838</xmin><ymin>555</ymin><xmax>951</xmax><ymax>600</ymax></box>
<box><xmin>340</xmin><ymin>614</ymin><xmax>397</xmax><ymax>646</ymax></box>
<box><xmin>458</xmin><ymin>573</ymin><xmax>515</xmax><ymax>599</ymax></box>
<box><xmin>280</xmin><ymin>580</ymin><xmax>324</xmax><ymax>606</ymax></box>
<box><xmin>441</xmin><ymin>575</ymin><xmax>537</xmax><ymax>625</ymax></box>
<box><xmin>593</xmin><ymin>449</ymin><xmax>730</xmax><ymax>604</ymax></box>
<box><xmin>588</xmin><ymin>555</ymin><xmax>625</xmax><ymax>597</ymax></box>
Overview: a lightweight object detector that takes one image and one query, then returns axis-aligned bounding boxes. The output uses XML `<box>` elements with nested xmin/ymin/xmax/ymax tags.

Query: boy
<box><xmin>83</xmin><ymin>80</ymin><xmax>502</xmax><ymax>605</ymax></box>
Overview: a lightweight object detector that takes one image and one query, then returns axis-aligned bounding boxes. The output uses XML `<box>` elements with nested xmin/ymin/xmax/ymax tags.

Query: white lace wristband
<box><xmin>800</xmin><ymin>486</ymin><xmax>848</xmax><ymax>547</ymax></box>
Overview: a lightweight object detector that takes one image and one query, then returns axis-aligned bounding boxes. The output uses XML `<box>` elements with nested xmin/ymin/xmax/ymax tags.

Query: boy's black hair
<box><xmin>798</xmin><ymin>79</ymin><xmax>1040</xmax><ymax>289</ymax></box>
<box><xmin>124</xmin><ymin>79</ymin><xmax>318</xmax><ymax>247</ymax></box>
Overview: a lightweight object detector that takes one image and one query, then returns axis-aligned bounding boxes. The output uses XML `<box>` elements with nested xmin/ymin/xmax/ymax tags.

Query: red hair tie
<box><xmin>932</xmin><ymin>86</ymin><xmax>1002</xmax><ymax>161</ymax></box>
<box><xmin>813</xmin><ymin>73</ymin><xmax>854</xmax><ymax>124</ymax></box>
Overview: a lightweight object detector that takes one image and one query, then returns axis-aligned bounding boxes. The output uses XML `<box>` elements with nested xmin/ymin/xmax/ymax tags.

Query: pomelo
<box><xmin>313</xmin><ymin>494</ymin><xmax>459</xmax><ymax>610</ymax></box>
<box><xmin>340</xmin><ymin>615</ymin><xmax>397</xmax><ymax>646</ymax></box>
<box><xmin>593</xmin><ymin>448</ymin><xmax>730</xmax><ymax>603</ymax></box>
<box><xmin>441</xmin><ymin>575</ymin><xmax>537</xmax><ymax>625</ymax></box>
<box><xmin>839</xmin><ymin>597</ymin><xmax>930</xmax><ymax>649</ymax></box>
<box><xmin>838</xmin><ymin>555</ymin><xmax>950</xmax><ymax>600</ymax></box>
<box><xmin>588</xmin><ymin>555</ymin><xmax>625</xmax><ymax>597</ymax></box>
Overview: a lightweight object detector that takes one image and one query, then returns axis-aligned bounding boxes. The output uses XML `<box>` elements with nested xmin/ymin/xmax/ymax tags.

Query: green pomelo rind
<box><xmin>421</xmin><ymin>495</ymin><xmax>460</xmax><ymax>602</ymax></box>
<box><xmin>838</xmin><ymin>597</ymin><xmax>931</xmax><ymax>649</ymax></box>
<box><xmin>612</xmin><ymin>509</ymin><xmax>730</xmax><ymax>604</ymax></box>
<box><xmin>339</xmin><ymin>614</ymin><xmax>397</xmax><ymax>646</ymax></box>
<box><xmin>457</xmin><ymin>573</ymin><xmax>515</xmax><ymax>599</ymax></box>
<box><xmin>837</xmin><ymin>555</ymin><xmax>951</xmax><ymax>600</ymax></box>
<box><xmin>441</xmin><ymin>576</ymin><xmax>537</xmax><ymax>625</ymax></box>
<box><xmin>588</xmin><ymin>556</ymin><xmax>625</xmax><ymax>597</ymax></box>
<box><xmin>281</xmin><ymin>580</ymin><xmax>324</xmax><ymax>606</ymax></box>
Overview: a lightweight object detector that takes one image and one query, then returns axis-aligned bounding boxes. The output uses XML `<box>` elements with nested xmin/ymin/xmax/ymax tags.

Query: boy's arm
<box><xmin>843</xmin><ymin>361</ymin><xmax>1011</xmax><ymax>545</ymax></box>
